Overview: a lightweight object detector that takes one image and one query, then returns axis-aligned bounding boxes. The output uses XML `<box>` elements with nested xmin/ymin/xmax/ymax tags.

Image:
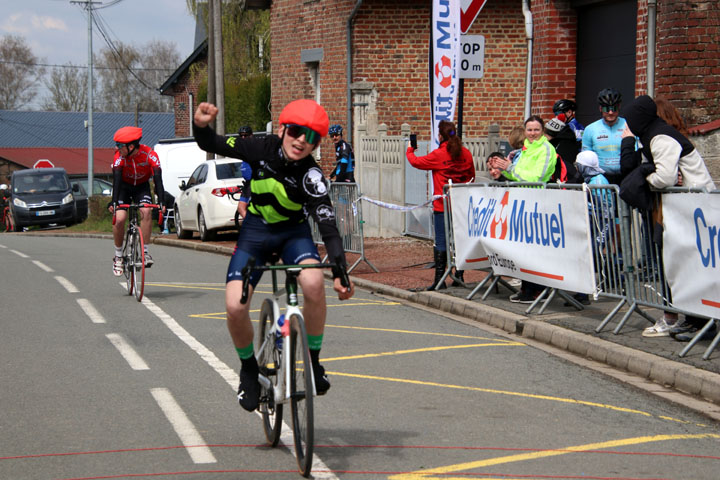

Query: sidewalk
<box><xmin>152</xmin><ymin>233</ymin><xmax>720</xmax><ymax>407</ymax></box>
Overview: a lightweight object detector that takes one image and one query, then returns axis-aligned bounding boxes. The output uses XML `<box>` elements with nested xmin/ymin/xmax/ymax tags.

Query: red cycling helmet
<box><xmin>113</xmin><ymin>126</ymin><xmax>143</xmax><ymax>144</ymax></box>
<box><xmin>278</xmin><ymin>99</ymin><xmax>329</xmax><ymax>137</ymax></box>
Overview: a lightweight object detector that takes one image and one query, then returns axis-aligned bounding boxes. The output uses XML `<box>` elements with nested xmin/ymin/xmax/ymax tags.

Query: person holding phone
<box><xmin>406</xmin><ymin>120</ymin><xmax>475</xmax><ymax>290</ymax></box>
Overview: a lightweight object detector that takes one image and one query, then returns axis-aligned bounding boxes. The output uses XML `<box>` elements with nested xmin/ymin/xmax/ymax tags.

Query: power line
<box><xmin>0</xmin><ymin>60</ymin><xmax>175</xmax><ymax>72</ymax></box>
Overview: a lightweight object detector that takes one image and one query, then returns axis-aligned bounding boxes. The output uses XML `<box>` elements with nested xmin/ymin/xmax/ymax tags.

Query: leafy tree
<box><xmin>186</xmin><ymin>0</ymin><xmax>271</xmax><ymax>128</ymax></box>
<box><xmin>0</xmin><ymin>35</ymin><xmax>46</xmax><ymax>110</ymax></box>
<box><xmin>42</xmin><ymin>63</ymin><xmax>89</xmax><ymax>112</ymax></box>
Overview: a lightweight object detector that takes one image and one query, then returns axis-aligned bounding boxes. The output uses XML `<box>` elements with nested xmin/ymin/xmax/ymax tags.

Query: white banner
<box><xmin>450</xmin><ymin>185</ymin><xmax>596</xmax><ymax>293</ymax></box>
<box><xmin>431</xmin><ymin>0</ymin><xmax>460</xmax><ymax>150</ymax></box>
<box><xmin>662</xmin><ymin>193</ymin><xmax>720</xmax><ymax>319</ymax></box>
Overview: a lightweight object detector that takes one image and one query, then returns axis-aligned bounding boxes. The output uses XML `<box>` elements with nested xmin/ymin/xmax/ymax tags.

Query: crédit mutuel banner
<box><xmin>662</xmin><ymin>193</ymin><xmax>720</xmax><ymax>319</ymax></box>
<box><xmin>450</xmin><ymin>185</ymin><xmax>596</xmax><ymax>294</ymax></box>
<box><xmin>430</xmin><ymin>0</ymin><xmax>461</xmax><ymax>150</ymax></box>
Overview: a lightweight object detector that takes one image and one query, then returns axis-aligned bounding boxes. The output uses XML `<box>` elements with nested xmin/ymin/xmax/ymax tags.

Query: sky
<box><xmin>0</xmin><ymin>0</ymin><xmax>200</xmax><ymax>109</ymax></box>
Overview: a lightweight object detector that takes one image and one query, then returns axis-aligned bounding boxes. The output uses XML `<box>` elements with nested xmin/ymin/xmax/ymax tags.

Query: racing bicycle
<box><xmin>113</xmin><ymin>203</ymin><xmax>161</xmax><ymax>302</ymax></box>
<box><xmin>239</xmin><ymin>257</ymin><xmax>350</xmax><ymax>477</ymax></box>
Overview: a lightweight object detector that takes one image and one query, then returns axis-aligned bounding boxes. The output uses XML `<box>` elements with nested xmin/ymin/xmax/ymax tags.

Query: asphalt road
<box><xmin>1</xmin><ymin>235</ymin><xmax>719</xmax><ymax>480</ymax></box>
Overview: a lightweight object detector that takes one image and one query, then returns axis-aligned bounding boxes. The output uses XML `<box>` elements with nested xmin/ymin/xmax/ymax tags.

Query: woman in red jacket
<box><xmin>406</xmin><ymin>120</ymin><xmax>475</xmax><ymax>290</ymax></box>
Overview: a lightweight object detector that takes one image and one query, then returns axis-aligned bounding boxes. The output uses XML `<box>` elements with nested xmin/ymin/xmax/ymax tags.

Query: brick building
<box><xmin>160</xmin><ymin>1</ymin><xmax>719</xmax><ymax>178</ymax></box>
<box><xmin>266</xmin><ymin>0</ymin><xmax>720</xmax><ymax>176</ymax></box>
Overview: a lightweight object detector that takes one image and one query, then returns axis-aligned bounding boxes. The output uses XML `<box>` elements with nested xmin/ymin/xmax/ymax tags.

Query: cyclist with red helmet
<box><xmin>110</xmin><ymin>126</ymin><xmax>166</xmax><ymax>275</ymax></box>
<box><xmin>193</xmin><ymin>99</ymin><xmax>355</xmax><ymax>412</ymax></box>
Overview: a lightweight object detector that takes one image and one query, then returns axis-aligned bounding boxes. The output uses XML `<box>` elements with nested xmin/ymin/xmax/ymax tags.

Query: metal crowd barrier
<box><xmin>309</xmin><ymin>182</ymin><xmax>378</xmax><ymax>274</ymax></box>
<box><xmin>445</xmin><ymin>182</ymin><xmax>718</xmax><ymax>358</ymax></box>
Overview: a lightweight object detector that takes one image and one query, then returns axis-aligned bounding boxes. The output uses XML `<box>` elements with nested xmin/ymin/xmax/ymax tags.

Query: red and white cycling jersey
<box><xmin>112</xmin><ymin>144</ymin><xmax>161</xmax><ymax>185</ymax></box>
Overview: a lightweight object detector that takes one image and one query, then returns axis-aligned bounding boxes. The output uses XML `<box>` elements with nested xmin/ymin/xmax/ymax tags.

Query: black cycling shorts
<box><xmin>116</xmin><ymin>182</ymin><xmax>153</xmax><ymax>207</ymax></box>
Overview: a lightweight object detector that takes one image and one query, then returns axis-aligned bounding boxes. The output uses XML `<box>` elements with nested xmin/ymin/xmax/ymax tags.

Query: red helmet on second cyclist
<box><xmin>113</xmin><ymin>126</ymin><xmax>143</xmax><ymax>147</ymax></box>
<box><xmin>278</xmin><ymin>99</ymin><xmax>329</xmax><ymax>145</ymax></box>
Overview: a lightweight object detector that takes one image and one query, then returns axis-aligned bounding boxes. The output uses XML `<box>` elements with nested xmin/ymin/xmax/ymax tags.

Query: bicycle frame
<box><xmin>256</xmin><ymin>267</ymin><xmax>315</xmax><ymax>404</ymax></box>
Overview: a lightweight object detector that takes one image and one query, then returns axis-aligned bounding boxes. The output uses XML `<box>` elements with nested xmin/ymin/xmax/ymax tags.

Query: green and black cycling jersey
<box><xmin>193</xmin><ymin>125</ymin><xmax>345</xmax><ymax>269</ymax></box>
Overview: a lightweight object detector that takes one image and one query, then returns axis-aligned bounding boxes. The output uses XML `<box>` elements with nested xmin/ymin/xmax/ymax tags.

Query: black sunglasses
<box><xmin>284</xmin><ymin>124</ymin><xmax>321</xmax><ymax>145</ymax></box>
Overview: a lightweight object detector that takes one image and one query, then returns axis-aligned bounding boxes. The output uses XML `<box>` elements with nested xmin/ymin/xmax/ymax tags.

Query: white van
<box><xmin>153</xmin><ymin>138</ymin><xmax>209</xmax><ymax>201</ymax></box>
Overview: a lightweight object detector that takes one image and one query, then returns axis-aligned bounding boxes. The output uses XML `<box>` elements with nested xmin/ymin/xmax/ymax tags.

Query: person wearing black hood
<box><xmin>622</xmin><ymin>95</ymin><xmax>715</xmax><ymax>191</ymax></box>
<box><xmin>621</xmin><ymin>95</ymin><xmax>716</xmax><ymax>341</ymax></box>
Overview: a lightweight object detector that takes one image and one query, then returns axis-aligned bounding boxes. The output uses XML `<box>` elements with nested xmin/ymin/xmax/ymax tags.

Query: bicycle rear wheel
<box><xmin>132</xmin><ymin>228</ymin><xmax>145</xmax><ymax>302</ymax></box>
<box><xmin>257</xmin><ymin>298</ymin><xmax>282</xmax><ymax>447</ymax></box>
<box><xmin>288</xmin><ymin>313</ymin><xmax>314</xmax><ymax>477</ymax></box>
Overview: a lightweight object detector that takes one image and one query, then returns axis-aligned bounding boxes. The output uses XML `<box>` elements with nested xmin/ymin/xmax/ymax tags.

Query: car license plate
<box><xmin>36</xmin><ymin>210</ymin><xmax>55</xmax><ymax>216</ymax></box>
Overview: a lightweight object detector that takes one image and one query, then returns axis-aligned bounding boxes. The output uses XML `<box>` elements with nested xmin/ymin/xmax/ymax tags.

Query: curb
<box><xmin>350</xmin><ymin>277</ymin><xmax>720</xmax><ymax>406</ymax></box>
<box><xmin>16</xmin><ymin>231</ymin><xmax>720</xmax><ymax>405</ymax></box>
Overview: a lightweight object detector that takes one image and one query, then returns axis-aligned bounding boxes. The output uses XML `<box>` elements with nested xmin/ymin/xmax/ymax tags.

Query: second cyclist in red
<box><xmin>110</xmin><ymin>126</ymin><xmax>166</xmax><ymax>276</ymax></box>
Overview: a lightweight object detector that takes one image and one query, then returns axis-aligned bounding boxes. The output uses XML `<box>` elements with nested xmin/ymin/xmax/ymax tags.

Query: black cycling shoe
<box><xmin>237</xmin><ymin>369</ymin><xmax>260</xmax><ymax>411</ymax></box>
<box><xmin>312</xmin><ymin>363</ymin><xmax>331</xmax><ymax>396</ymax></box>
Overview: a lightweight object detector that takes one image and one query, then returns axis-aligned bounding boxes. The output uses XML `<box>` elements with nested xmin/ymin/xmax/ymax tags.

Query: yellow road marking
<box><xmin>189</xmin><ymin>301</ymin><xmax>399</xmax><ymax>319</ymax></box>
<box><xmin>325</xmin><ymin>324</ymin><xmax>513</xmax><ymax>341</ymax></box>
<box><xmin>330</xmin><ymin>371</ymin><xmax>653</xmax><ymax>416</ymax></box>
<box><xmin>324</xmin><ymin>343</ymin><xmax>523</xmax><ymax>363</ymax></box>
<box><xmin>388</xmin><ymin>434</ymin><xmax>720</xmax><ymax>479</ymax></box>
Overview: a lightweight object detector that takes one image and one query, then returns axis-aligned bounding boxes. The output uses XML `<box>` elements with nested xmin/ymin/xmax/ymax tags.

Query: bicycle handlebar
<box><xmin>239</xmin><ymin>256</ymin><xmax>351</xmax><ymax>305</ymax></box>
<box><xmin>112</xmin><ymin>203</ymin><xmax>163</xmax><ymax>226</ymax></box>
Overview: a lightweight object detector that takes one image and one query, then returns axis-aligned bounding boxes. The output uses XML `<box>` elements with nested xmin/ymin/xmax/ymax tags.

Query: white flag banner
<box><xmin>450</xmin><ymin>185</ymin><xmax>596</xmax><ymax>293</ymax></box>
<box><xmin>662</xmin><ymin>192</ymin><xmax>720</xmax><ymax>319</ymax></box>
<box><xmin>430</xmin><ymin>0</ymin><xmax>461</xmax><ymax>150</ymax></box>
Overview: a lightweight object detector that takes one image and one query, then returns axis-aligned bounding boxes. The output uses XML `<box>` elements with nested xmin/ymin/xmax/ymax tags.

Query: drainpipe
<box><xmin>522</xmin><ymin>0</ymin><xmax>533</xmax><ymax>119</ymax></box>
<box><xmin>647</xmin><ymin>0</ymin><xmax>657</xmax><ymax>97</ymax></box>
<box><xmin>346</xmin><ymin>0</ymin><xmax>363</xmax><ymax>144</ymax></box>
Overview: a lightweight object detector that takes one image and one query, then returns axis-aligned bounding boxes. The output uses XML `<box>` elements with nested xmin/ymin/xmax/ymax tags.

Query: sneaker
<box><xmin>112</xmin><ymin>256</ymin><xmax>123</xmax><ymax>277</ymax></box>
<box><xmin>507</xmin><ymin>278</ymin><xmax>522</xmax><ymax>288</ymax></box>
<box><xmin>237</xmin><ymin>369</ymin><xmax>260</xmax><ymax>412</ymax></box>
<box><xmin>509</xmin><ymin>291</ymin><xmax>538</xmax><ymax>304</ymax></box>
<box><xmin>312</xmin><ymin>363</ymin><xmax>331</xmax><ymax>395</ymax></box>
<box><xmin>144</xmin><ymin>252</ymin><xmax>154</xmax><ymax>268</ymax></box>
<box><xmin>672</xmin><ymin>323</ymin><xmax>717</xmax><ymax>342</ymax></box>
<box><xmin>642</xmin><ymin>317</ymin><xmax>675</xmax><ymax>337</ymax></box>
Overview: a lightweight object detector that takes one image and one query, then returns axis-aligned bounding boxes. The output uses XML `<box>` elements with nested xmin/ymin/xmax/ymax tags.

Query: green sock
<box><xmin>235</xmin><ymin>343</ymin><xmax>254</xmax><ymax>360</ymax></box>
<box><xmin>307</xmin><ymin>334</ymin><xmax>323</xmax><ymax>351</ymax></box>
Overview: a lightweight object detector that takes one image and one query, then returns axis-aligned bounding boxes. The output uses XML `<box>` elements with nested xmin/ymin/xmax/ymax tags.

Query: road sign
<box><xmin>33</xmin><ymin>159</ymin><xmax>55</xmax><ymax>168</ymax></box>
<box><xmin>461</xmin><ymin>0</ymin><xmax>489</xmax><ymax>34</ymax></box>
<box><xmin>459</xmin><ymin>35</ymin><xmax>485</xmax><ymax>79</ymax></box>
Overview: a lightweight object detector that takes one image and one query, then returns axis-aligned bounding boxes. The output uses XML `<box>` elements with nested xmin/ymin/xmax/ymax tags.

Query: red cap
<box><xmin>278</xmin><ymin>99</ymin><xmax>329</xmax><ymax>137</ymax></box>
<box><xmin>113</xmin><ymin>126</ymin><xmax>143</xmax><ymax>143</ymax></box>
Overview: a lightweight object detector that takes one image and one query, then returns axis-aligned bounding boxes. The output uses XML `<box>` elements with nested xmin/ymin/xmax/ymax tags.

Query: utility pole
<box><xmin>213</xmin><ymin>0</ymin><xmax>225</xmax><ymax>135</ymax></box>
<box><xmin>71</xmin><ymin>0</ymin><xmax>100</xmax><ymax>200</ymax></box>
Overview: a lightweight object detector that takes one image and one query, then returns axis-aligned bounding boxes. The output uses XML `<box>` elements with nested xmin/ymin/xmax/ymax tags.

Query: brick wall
<box><xmin>167</xmin><ymin>60</ymin><xmax>206</xmax><ymax>138</ymax></box>
<box><xmin>529</xmin><ymin>0</ymin><xmax>577</xmax><ymax>122</ymax></box>
<box><xmin>270</xmin><ymin>0</ymin><xmax>530</xmax><ymax>168</ymax></box>
<box><xmin>654</xmin><ymin>0</ymin><xmax>720</xmax><ymax>126</ymax></box>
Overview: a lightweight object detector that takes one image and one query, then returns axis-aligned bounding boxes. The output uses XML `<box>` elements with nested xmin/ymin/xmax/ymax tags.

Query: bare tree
<box><xmin>42</xmin><ymin>63</ymin><xmax>89</xmax><ymax>111</ymax></box>
<box><xmin>95</xmin><ymin>40</ymin><xmax>179</xmax><ymax>112</ymax></box>
<box><xmin>0</xmin><ymin>35</ymin><xmax>46</xmax><ymax>110</ymax></box>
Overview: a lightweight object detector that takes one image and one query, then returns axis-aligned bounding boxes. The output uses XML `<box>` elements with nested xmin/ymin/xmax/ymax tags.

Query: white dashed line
<box><xmin>32</xmin><ymin>260</ymin><xmax>54</xmax><ymax>272</ymax></box>
<box><xmin>77</xmin><ymin>298</ymin><xmax>106</xmax><ymax>324</ymax></box>
<box><xmin>11</xmin><ymin>249</ymin><xmax>28</xmax><ymax>258</ymax></box>
<box><xmin>150</xmin><ymin>388</ymin><xmax>217</xmax><ymax>464</ymax></box>
<box><xmin>105</xmin><ymin>333</ymin><xmax>149</xmax><ymax>370</ymax></box>
<box><xmin>55</xmin><ymin>276</ymin><xmax>79</xmax><ymax>293</ymax></box>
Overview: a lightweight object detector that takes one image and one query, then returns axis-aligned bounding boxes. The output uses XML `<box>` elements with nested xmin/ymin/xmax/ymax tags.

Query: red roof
<box><xmin>0</xmin><ymin>147</ymin><xmax>115</xmax><ymax>175</ymax></box>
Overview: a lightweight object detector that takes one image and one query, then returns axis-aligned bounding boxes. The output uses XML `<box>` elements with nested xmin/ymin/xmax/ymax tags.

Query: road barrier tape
<box><xmin>357</xmin><ymin>195</ymin><xmax>443</xmax><ymax>212</ymax></box>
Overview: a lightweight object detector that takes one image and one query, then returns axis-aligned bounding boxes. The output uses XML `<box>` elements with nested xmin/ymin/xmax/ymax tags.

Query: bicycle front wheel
<box><xmin>257</xmin><ymin>298</ymin><xmax>282</xmax><ymax>447</ymax></box>
<box><xmin>123</xmin><ymin>229</ymin><xmax>134</xmax><ymax>295</ymax></box>
<box><xmin>132</xmin><ymin>228</ymin><xmax>145</xmax><ymax>302</ymax></box>
<box><xmin>289</xmin><ymin>313</ymin><xmax>314</xmax><ymax>477</ymax></box>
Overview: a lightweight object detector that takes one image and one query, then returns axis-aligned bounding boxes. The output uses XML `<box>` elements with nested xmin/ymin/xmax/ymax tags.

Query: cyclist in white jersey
<box><xmin>581</xmin><ymin>88</ymin><xmax>627</xmax><ymax>184</ymax></box>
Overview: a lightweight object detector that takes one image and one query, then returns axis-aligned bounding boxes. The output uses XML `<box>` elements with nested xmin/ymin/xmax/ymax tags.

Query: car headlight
<box><xmin>13</xmin><ymin>197</ymin><xmax>27</xmax><ymax>208</ymax></box>
<box><xmin>62</xmin><ymin>193</ymin><xmax>74</xmax><ymax>205</ymax></box>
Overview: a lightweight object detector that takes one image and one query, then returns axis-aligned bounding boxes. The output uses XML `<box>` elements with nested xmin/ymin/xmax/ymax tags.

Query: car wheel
<box><xmin>198</xmin><ymin>208</ymin><xmax>215</xmax><ymax>242</ymax></box>
<box><xmin>175</xmin><ymin>204</ymin><xmax>191</xmax><ymax>239</ymax></box>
